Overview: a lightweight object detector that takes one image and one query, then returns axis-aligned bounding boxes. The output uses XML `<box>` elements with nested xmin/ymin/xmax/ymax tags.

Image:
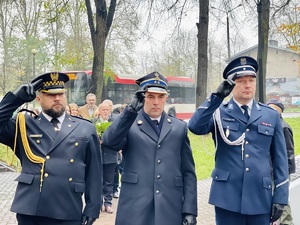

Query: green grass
<box><xmin>1</xmin><ymin>117</ymin><xmax>299</xmax><ymax>180</ymax></box>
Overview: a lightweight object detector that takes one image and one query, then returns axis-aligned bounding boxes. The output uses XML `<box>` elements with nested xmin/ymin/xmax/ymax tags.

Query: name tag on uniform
<box><xmin>29</xmin><ymin>134</ymin><xmax>43</xmax><ymax>138</ymax></box>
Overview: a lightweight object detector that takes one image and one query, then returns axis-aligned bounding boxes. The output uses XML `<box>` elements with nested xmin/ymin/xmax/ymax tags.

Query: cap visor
<box><xmin>41</xmin><ymin>88</ymin><xmax>67</xmax><ymax>94</ymax></box>
<box><xmin>147</xmin><ymin>87</ymin><xmax>168</xmax><ymax>94</ymax></box>
<box><xmin>235</xmin><ymin>71</ymin><xmax>256</xmax><ymax>78</ymax></box>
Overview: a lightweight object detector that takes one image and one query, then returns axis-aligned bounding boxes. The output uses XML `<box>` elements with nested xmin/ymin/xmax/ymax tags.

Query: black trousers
<box><xmin>215</xmin><ymin>207</ymin><xmax>270</xmax><ymax>225</ymax></box>
<box><xmin>102</xmin><ymin>163</ymin><xmax>117</xmax><ymax>206</ymax></box>
<box><xmin>16</xmin><ymin>214</ymin><xmax>81</xmax><ymax>225</ymax></box>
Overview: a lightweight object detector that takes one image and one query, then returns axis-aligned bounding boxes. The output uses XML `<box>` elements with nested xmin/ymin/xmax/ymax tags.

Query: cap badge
<box><xmin>154</xmin><ymin>72</ymin><xmax>160</xmax><ymax>80</ymax></box>
<box><xmin>50</xmin><ymin>72</ymin><xmax>59</xmax><ymax>82</ymax></box>
<box><xmin>240</xmin><ymin>58</ymin><xmax>247</xmax><ymax>65</ymax></box>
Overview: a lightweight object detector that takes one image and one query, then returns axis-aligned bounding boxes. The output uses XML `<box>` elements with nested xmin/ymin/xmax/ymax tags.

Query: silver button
<box><xmin>246</xmin><ymin>129</ymin><xmax>249</xmax><ymax>132</ymax></box>
<box><xmin>157</xmin><ymin>160</ymin><xmax>161</xmax><ymax>164</ymax></box>
<box><xmin>245</xmin><ymin>141</ymin><xmax>249</xmax><ymax>144</ymax></box>
<box><xmin>245</xmin><ymin>168</ymin><xmax>250</xmax><ymax>172</ymax></box>
<box><xmin>156</xmin><ymin>190</ymin><xmax>160</xmax><ymax>194</ymax></box>
<box><xmin>157</xmin><ymin>175</ymin><xmax>161</xmax><ymax>179</ymax></box>
<box><xmin>245</xmin><ymin>154</ymin><xmax>249</xmax><ymax>158</ymax></box>
<box><xmin>215</xmin><ymin>176</ymin><xmax>218</xmax><ymax>179</ymax></box>
<box><xmin>157</xmin><ymin>145</ymin><xmax>161</xmax><ymax>148</ymax></box>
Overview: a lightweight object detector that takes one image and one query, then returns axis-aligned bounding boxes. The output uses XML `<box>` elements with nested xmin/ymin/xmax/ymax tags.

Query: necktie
<box><xmin>51</xmin><ymin>118</ymin><xmax>60</xmax><ymax>131</ymax></box>
<box><xmin>152</xmin><ymin>120</ymin><xmax>159</xmax><ymax>127</ymax></box>
<box><xmin>241</xmin><ymin>105</ymin><xmax>250</xmax><ymax>121</ymax></box>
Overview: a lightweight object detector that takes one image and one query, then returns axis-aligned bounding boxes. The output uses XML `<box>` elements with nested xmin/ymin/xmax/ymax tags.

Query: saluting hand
<box><xmin>214</xmin><ymin>73</ymin><xmax>236</xmax><ymax>99</ymax></box>
<box><xmin>13</xmin><ymin>79</ymin><xmax>43</xmax><ymax>103</ymax></box>
<box><xmin>128</xmin><ymin>89</ymin><xmax>146</xmax><ymax>112</ymax></box>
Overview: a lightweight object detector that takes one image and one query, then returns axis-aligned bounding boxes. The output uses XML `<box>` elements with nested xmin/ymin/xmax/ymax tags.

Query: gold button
<box><xmin>36</xmin><ymin>140</ymin><xmax>40</xmax><ymax>143</ymax></box>
<box><xmin>75</xmin><ymin>142</ymin><xmax>79</xmax><ymax>147</ymax></box>
<box><xmin>69</xmin><ymin>178</ymin><xmax>73</xmax><ymax>181</ymax></box>
<box><xmin>70</xmin><ymin>159</ymin><xmax>74</xmax><ymax>163</ymax></box>
<box><xmin>46</xmin><ymin>155</ymin><xmax>50</xmax><ymax>160</ymax></box>
<box><xmin>44</xmin><ymin>173</ymin><xmax>49</xmax><ymax>177</ymax></box>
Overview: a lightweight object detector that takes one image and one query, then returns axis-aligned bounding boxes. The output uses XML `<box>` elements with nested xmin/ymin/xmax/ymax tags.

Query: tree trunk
<box><xmin>196</xmin><ymin>0</ymin><xmax>209</xmax><ymax>107</ymax></box>
<box><xmin>85</xmin><ymin>0</ymin><xmax>116</xmax><ymax>103</ymax></box>
<box><xmin>256</xmin><ymin>0</ymin><xmax>270</xmax><ymax>103</ymax></box>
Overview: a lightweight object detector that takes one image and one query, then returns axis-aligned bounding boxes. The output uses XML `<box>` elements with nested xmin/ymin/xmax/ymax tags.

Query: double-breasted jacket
<box><xmin>0</xmin><ymin>92</ymin><xmax>102</xmax><ymax>220</ymax></box>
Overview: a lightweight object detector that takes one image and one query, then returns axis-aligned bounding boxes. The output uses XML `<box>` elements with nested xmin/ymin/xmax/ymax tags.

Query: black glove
<box><xmin>270</xmin><ymin>203</ymin><xmax>285</xmax><ymax>222</ymax></box>
<box><xmin>81</xmin><ymin>215</ymin><xmax>96</xmax><ymax>225</ymax></box>
<box><xmin>214</xmin><ymin>74</ymin><xmax>236</xmax><ymax>99</ymax></box>
<box><xmin>13</xmin><ymin>79</ymin><xmax>43</xmax><ymax>103</ymax></box>
<box><xmin>128</xmin><ymin>89</ymin><xmax>146</xmax><ymax>112</ymax></box>
<box><xmin>182</xmin><ymin>214</ymin><xmax>197</xmax><ymax>225</ymax></box>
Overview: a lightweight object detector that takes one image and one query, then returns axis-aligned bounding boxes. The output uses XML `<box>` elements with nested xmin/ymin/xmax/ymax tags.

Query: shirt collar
<box><xmin>42</xmin><ymin>112</ymin><xmax>65</xmax><ymax>124</ymax></box>
<box><xmin>150</xmin><ymin>116</ymin><xmax>162</xmax><ymax>123</ymax></box>
<box><xmin>233</xmin><ymin>99</ymin><xmax>253</xmax><ymax>111</ymax></box>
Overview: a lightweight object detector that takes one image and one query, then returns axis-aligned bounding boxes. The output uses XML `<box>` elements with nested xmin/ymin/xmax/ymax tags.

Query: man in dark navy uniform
<box><xmin>188</xmin><ymin>56</ymin><xmax>289</xmax><ymax>225</ymax></box>
<box><xmin>0</xmin><ymin>72</ymin><xmax>102</xmax><ymax>225</ymax></box>
<box><xmin>102</xmin><ymin>72</ymin><xmax>197</xmax><ymax>225</ymax></box>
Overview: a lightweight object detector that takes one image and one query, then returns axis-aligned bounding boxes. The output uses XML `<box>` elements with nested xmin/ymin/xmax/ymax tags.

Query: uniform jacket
<box><xmin>188</xmin><ymin>94</ymin><xmax>289</xmax><ymax>215</ymax></box>
<box><xmin>0</xmin><ymin>92</ymin><xmax>102</xmax><ymax>220</ymax></box>
<box><xmin>78</xmin><ymin>104</ymin><xmax>98</xmax><ymax>120</ymax></box>
<box><xmin>102</xmin><ymin>107</ymin><xmax>197</xmax><ymax>225</ymax></box>
<box><xmin>281</xmin><ymin>116</ymin><xmax>296</xmax><ymax>174</ymax></box>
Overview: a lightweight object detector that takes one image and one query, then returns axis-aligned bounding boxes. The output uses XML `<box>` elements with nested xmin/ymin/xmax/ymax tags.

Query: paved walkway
<box><xmin>0</xmin><ymin>172</ymin><xmax>214</xmax><ymax>225</ymax></box>
<box><xmin>1</xmin><ymin>156</ymin><xmax>300</xmax><ymax>225</ymax></box>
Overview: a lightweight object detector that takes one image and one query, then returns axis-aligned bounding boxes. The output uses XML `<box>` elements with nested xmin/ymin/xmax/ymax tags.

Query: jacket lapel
<box><xmin>248</xmin><ymin>101</ymin><xmax>262</xmax><ymax>124</ymax></box>
<box><xmin>158</xmin><ymin>115</ymin><xmax>172</xmax><ymax>144</ymax></box>
<box><xmin>137</xmin><ymin>113</ymin><xmax>158</xmax><ymax>143</ymax></box>
<box><xmin>47</xmin><ymin>116</ymin><xmax>79</xmax><ymax>154</ymax></box>
<box><xmin>226</xmin><ymin>98</ymin><xmax>248</xmax><ymax>123</ymax></box>
<box><xmin>38</xmin><ymin>114</ymin><xmax>57</xmax><ymax>140</ymax></box>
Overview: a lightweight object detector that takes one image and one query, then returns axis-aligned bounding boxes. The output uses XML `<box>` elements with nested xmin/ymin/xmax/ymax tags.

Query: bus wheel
<box><xmin>168</xmin><ymin>108</ymin><xmax>176</xmax><ymax>117</ymax></box>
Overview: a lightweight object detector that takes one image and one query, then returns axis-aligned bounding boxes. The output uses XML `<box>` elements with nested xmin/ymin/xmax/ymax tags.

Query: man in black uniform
<box><xmin>102</xmin><ymin>71</ymin><xmax>197</xmax><ymax>225</ymax></box>
<box><xmin>0</xmin><ymin>72</ymin><xmax>102</xmax><ymax>225</ymax></box>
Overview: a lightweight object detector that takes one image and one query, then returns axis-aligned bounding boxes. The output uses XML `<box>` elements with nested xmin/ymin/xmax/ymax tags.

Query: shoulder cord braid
<box><xmin>213</xmin><ymin>108</ymin><xmax>246</xmax><ymax>160</ymax></box>
<box><xmin>13</xmin><ymin>112</ymin><xmax>45</xmax><ymax>192</ymax></box>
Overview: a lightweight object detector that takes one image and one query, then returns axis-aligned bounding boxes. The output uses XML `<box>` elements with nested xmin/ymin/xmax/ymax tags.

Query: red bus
<box><xmin>62</xmin><ymin>70</ymin><xmax>196</xmax><ymax>120</ymax></box>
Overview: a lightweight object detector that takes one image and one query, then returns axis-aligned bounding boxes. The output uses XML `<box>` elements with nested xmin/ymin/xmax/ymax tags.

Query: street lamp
<box><xmin>212</xmin><ymin>4</ymin><xmax>242</xmax><ymax>60</ymax></box>
<box><xmin>31</xmin><ymin>49</ymin><xmax>38</xmax><ymax>108</ymax></box>
<box><xmin>31</xmin><ymin>49</ymin><xmax>38</xmax><ymax>79</ymax></box>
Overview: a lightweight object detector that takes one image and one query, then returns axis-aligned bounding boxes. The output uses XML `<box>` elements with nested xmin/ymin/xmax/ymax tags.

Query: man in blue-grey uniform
<box><xmin>102</xmin><ymin>71</ymin><xmax>197</xmax><ymax>225</ymax></box>
<box><xmin>0</xmin><ymin>72</ymin><xmax>102</xmax><ymax>225</ymax></box>
<box><xmin>188</xmin><ymin>56</ymin><xmax>289</xmax><ymax>225</ymax></box>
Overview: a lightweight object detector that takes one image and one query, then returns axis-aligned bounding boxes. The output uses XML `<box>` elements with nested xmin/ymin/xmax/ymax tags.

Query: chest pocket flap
<box><xmin>222</xmin><ymin>118</ymin><xmax>239</xmax><ymax>131</ymax></box>
<box><xmin>258</xmin><ymin>124</ymin><xmax>274</xmax><ymax>136</ymax></box>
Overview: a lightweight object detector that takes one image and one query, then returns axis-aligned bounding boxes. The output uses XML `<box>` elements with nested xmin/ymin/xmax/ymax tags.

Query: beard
<box><xmin>44</xmin><ymin>106</ymin><xmax>65</xmax><ymax>118</ymax></box>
